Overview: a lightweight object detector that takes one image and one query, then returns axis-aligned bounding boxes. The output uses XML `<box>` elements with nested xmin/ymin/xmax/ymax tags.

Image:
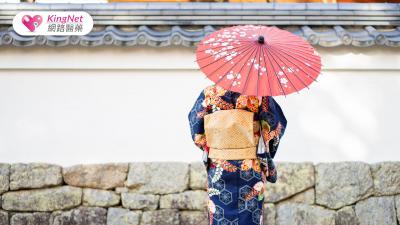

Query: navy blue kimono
<box><xmin>188</xmin><ymin>84</ymin><xmax>287</xmax><ymax>225</ymax></box>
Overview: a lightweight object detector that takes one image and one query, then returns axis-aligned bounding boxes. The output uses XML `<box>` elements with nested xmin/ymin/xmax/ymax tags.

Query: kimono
<box><xmin>188</xmin><ymin>84</ymin><xmax>287</xmax><ymax>225</ymax></box>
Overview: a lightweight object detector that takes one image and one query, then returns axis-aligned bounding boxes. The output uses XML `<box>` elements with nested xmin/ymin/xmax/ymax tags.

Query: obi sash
<box><xmin>204</xmin><ymin>109</ymin><xmax>260</xmax><ymax>160</ymax></box>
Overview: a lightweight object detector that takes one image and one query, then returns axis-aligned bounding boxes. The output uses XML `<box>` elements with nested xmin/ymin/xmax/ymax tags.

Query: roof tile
<box><xmin>1</xmin><ymin>25</ymin><xmax>399</xmax><ymax>48</ymax></box>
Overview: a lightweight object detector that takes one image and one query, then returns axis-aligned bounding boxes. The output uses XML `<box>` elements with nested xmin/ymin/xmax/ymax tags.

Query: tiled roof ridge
<box><xmin>1</xmin><ymin>25</ymin><xmax>400</xmax><ymax>47</ymax></box>
<box><xmin>1</xmin><ymin>3</ymin><xmax>399</xmax><ymax>47</ymax></box>
<box><xmin>0</xmin><ymin>3</ymin><xmax>399</xmax><ymax>26</ymax></box>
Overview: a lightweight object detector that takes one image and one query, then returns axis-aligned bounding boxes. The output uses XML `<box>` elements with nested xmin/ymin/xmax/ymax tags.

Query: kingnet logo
<box><xmin>13</xmin><ymin>11</ymin><xmax>93</xmax><ymax>36</ymax></box>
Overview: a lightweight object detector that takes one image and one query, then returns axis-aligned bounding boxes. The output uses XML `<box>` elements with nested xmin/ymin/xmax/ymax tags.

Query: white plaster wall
<box><xmin>0</xmin><ymin>46</ymin><xmax>399</xmax><ymax>166</ymax></box>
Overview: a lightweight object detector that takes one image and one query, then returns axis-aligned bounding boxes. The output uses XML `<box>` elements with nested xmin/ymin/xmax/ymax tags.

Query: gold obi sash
<box><xmin>204</xmin><ymin>109</ymin><xmax>260</xmax><ymax>160</ymax></box>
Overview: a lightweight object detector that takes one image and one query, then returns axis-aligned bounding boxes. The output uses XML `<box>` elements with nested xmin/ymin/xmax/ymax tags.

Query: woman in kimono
<box><xmin>188</xmin><ymin>84</ymin><xmax>287</xmax><ymax>225</ymax></box>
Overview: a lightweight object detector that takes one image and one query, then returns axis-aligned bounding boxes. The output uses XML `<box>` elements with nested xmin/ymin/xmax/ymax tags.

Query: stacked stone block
<box><xmin>0</xmin><ymin>161</ymin><xmax>399</xmax><ymax>225</ymax></box>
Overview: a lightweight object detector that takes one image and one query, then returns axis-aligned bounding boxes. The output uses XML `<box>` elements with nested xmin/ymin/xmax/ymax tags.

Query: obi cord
<box><xmin>188</xmin><ymin>84</ymin><xmax>287</xmax><ymax>225</ymax></box>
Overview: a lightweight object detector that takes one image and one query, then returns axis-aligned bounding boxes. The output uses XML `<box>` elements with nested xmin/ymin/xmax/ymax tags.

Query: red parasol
<box><xmin>195</xmin><ymin>25</ymin><xmax>322</xmax><ymax>97</ymax></box>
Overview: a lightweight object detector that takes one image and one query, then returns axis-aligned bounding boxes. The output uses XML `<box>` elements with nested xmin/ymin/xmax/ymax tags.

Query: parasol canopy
<box><xmin>195</xmin><ymin>25</ymin><xmax>322</xmax><ymax>97</ymax></box>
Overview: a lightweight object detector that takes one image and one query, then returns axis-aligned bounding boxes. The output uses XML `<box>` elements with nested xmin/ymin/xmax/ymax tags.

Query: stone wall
<box><xmin>0</xmin><ymin>161</ymin><xmax>399</xmax><ymax>225</ymax></box>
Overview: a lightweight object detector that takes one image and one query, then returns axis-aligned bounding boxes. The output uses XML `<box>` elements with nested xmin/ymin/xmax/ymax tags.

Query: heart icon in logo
<box><xmin>21</xmin><ymin>15</ymin><xmax>43</xmax><ymax>32</ymax></box>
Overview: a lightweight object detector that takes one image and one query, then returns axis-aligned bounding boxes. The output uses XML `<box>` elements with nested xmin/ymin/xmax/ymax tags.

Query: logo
<box><xmin>21</xmin><ymin>15</ymin><xmax>43</xmax><ymax>32</ymax></box>
<box><xmin>13</xmin><ymin>11</ymin><xmax>93</xmax><ymax>36</ymax></box>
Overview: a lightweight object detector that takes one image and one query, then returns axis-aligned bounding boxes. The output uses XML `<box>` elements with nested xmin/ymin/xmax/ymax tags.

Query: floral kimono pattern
<box><xmin>188</xmin><ymin>84</ymin><xmax>287</xmax><ymax>225</ymax></box>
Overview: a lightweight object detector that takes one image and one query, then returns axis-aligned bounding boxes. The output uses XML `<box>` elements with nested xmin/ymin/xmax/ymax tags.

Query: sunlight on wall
<box><xmin>276</xmin><ymin>71</ymin><xmax>398</xmax><ymax>162</ymax></box>
<box><xmin>0</xmin><ymin>70</ymin><xmax>399</xmax><ymax>166</ymax></box>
